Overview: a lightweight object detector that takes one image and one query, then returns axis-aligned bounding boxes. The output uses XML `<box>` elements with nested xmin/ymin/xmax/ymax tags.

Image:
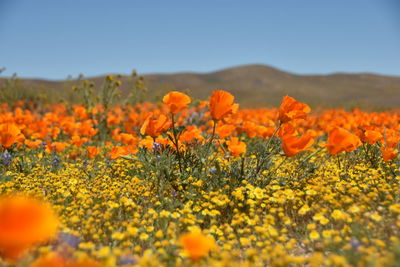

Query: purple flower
<box><xmin>152</xmin><ymin>142</ymin><xmax>161</xmax><ymax>150</ymax></box>
<box><xmin>118</xmin><ymin>256</ymin><xmax>137</xmax><ymax>266</ymax></box>
<box><xmin>350</xmin><ymin>239</ymin><xmax>361</xmax><ymax>250</ymax></box>
<box><xmin>52</xmin><ymin>156</ymin><xmax>60</xmax><ymax>167</ymax></box>
<box><xmin>1</xmin><ymin>152</ymin><xmax>12</xmax><ymax>166</ymax></box>
<box><xmin>58</xmin><ymin>232</ymin><xmax>80</xmax><ymax>247</ymax></box>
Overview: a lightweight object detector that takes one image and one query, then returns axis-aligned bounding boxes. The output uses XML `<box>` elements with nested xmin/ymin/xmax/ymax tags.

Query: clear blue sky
<box><xmin>0</xmin><ymin>0</ymin><xmax>399</xmax><ymax>80</ymax></box>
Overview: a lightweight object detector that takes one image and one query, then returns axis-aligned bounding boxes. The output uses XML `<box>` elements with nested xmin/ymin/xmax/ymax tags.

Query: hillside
<box><xmin>2</xmin><ymin>64</ymin><xmax>400</xmax><ymax>109</ymax></box>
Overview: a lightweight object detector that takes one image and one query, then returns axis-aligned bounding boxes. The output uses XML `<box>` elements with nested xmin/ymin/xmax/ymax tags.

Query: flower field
<box><xmin>0</xmin><ymin>80</ymin><xmax>400</xmax><ymax>266</ymax></box>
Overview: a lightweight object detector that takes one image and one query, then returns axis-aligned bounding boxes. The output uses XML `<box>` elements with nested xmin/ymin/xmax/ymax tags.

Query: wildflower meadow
<box><xmin>0</xmin><ymin>77</ymin><xmax>400</xmax><ymax>267</ymax></box>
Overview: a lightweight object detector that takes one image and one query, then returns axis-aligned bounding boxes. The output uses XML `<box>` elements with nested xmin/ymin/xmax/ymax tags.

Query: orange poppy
<box><xmin>226</xmin><ymin>137</ymin><xmax>246</xmax><ymax>157</ymax></box>
<box><xmin>0</xmin><ymin>195</ymin><xmax>59</xmax><ymax>261</ymax></box>
<box><xmin>162</xmin><ymin>91</ymin><xmax>191</xmax><ymax>114</ymax></box>
<box><xmin>327</xmin><ymin>127</ymin><xmax>361</xmax><ymax>155</ymax></box>
<box><xmin>277</xmin><ymin>122</ymin><xmax>297</xmax><ymax>138</ymax></box>
<box><xmin>24</xmin><ymin>139</ymin><xmax>42</xmax><ymax>149</ymax></box>
<box><xmin>281</xmin><ymin>133</ymin><xmax>314</xmax><ymax>157</ymax></box>
<box><xmin>140</xmin><ymin>114</ymin><xmax>171</xmax><ymax>138</ymax></box>
<box><xmin>0</xmin><ymin>123</ymin><xmax>25</xmax><ymax>149</ymax></box>
<box><xmin>179</xmin><ymin>126</ymin><xmax>204</xmax><ymax>143</ymax></box>
<box><xmin>216</xmin><ymin>124</ymin><xmax>236</xmax><ymax>139</ymax></box>
<box><xmin>70</xmin><ymin>135</ymin><xmax>88</xmax><ymax>147</ymax></box>
<box><xmin>278</xmin><ymin>96</ymin><xmax>311</xmax><ymax>123</ymax></box>
<box><xmin>361</xmin><ymin>129</ymin><xmax>383</xmax><ymax>145</ymax></box>
<box><xmin>179</xmin><ymin>230</ymin><xmax>216</xmax><ymax>261</ymax></box>
<box><xmin>47</xmin><ymin>142</ymin><xmax>68</xmax><ymax>153</ymax></box>
<box><xmin>119</xmin><ymin>133</ymin><xmax>137</xmax><ymax>146</ymax></box>
<box><xmin>209</xmin><ymin>90</ymin><xmax>239</xmax><ymax>121</ymax></box>
<box><xmin>108</xmin><ymin>146</ymin><xmax>129</xmax><ymax>160</ymax></box>
<box><xmin>87</xmin><ymin>146</ymin><xmax>100</xmax><ymax>158</ymax></box>
<box><xmin>381</xmin><ymin>146</ymin><xmax>398</xmax><ymax>162</ymax></box>
<box><xmin>73</xmin><ymin>106</ymin><xmax>88</xmax><ymax>120</ymax></box>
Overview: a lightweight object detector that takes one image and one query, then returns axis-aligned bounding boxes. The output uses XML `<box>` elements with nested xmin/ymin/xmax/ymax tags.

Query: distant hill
<box><xmin>2</xmin><ymin>64</ymin><xmax>400</xmax><ymax>109</ymax></box>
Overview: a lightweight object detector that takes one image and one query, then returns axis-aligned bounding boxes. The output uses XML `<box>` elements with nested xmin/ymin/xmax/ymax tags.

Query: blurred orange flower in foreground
<box><xmin>209</xmin><ymin>90</ymin><xmax>239</xmax><ymax>121</ymax></box>
<box><xmin>0</xmin><ymin>195</ymin><xmax>59</xmax><ymax>261</ymax></box>
<box><xmin>0</xmin><ymin>123</ymin><xmax>25</xmax><ymax>149</ymax></box>
<box><xmin>30</xmin><ymin>252</ymin><xmax>102</xmax><ymax>267</ymax></box>
<box><xmin>163</xmin><ymin>91</ymin><xmax>191</xmax><ymax>114</ymax></box>
<box><xmin>140</xmin><ymin>114</ymin><xmax>171</xmax><ymax>138</ymax></box>
<box><xmin>180</xmin><ymin>229</ymin><xmax>216</xmax><ymax>261</ymax></box>
<box><xmin>278</xmin><ymin>96</ymin><xmax>311</xmax><ymax>123</ymax></box>
<box><xmin>327</xmin><ymin>127</ymin><xmax>361</xmax><ymax>155</ymax></box>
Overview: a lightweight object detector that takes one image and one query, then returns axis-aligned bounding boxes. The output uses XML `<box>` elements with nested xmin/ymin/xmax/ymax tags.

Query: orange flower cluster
<box><xmin>29</xmin><ymin>252</ymin><xmax>101</xmax><ymax>267</ymax></box>
<box><xmin>0</xmin><ymin>91</ymin><xmax>398</xmax><ymax>162</ymax></box>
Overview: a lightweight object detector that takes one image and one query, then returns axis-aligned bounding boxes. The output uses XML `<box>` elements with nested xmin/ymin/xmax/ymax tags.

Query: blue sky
<box><xmin>0</xmin><ymin>0</ymin><xmax>399</xmax><ymax>79</ymax></box>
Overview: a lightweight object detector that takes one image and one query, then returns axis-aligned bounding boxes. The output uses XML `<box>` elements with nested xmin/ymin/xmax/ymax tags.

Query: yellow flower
<box><xmin>389</xmin><ymin>203</ymin><xmax>400</xmax><ymax>214</ymax></box>
<box><xmin>370</xmin><ymin>213</ymin><xmax>382</xmax><ymax>222</ymax></box>
<box><xmin>309</xmin><ymin>230</ymin><xmax>320</xmax><ymax>240</ymax></box>
<box><xmin>299</xmin><ymin>204</ymin><xmax>311</xmax><ymax>215</ymax></box>
<box><xmin>111</xmin><ymin>232</ymin><xmax>125</xmax><ymax>240</ymax></box>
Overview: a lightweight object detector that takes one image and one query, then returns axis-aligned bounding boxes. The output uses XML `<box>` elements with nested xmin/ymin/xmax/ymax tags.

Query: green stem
<box><xmin>171</xmin><ymin>113</ymin><xmax>183</xmax><ymax>174</ymax></box>
<box><xmin>240</xmin><ymin>156</ymin><xmax>245</xmax><ymax>181</ymax></box>
<box><xmin>207</xmin><ymin>119</ymin><xmax>217</xmax><ymax>152</ymax></box>
<box><xmin>255</xmin><ymin>122</ymin><xmax>282</xmax><ymax>175</ymax></box>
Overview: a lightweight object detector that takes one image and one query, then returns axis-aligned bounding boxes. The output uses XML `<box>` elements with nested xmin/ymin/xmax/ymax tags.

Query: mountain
<box><xmin>2</xmin><ymin>64</ymin><xmax>400</xmax><ymax>109</ymax></box>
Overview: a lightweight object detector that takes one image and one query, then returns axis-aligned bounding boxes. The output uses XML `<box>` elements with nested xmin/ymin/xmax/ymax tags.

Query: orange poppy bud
<box><xmin>179</xmin><ymin>230</ymin><xmax>216</xmax><ymax>261</ymax></box>
<box><xmin>278</xmin><ymin>96</ymin><xmax>311</xmax><ymax>123</ymax></box>
<box><xmin>0</xmin><ymin>195</ymin><xmax>59</xmax><ymax>261</ymax></box>
<box><xmin>327</xmin><ymin>127</ymin><xmax>361</xmax><ymax>155</ymax></box>
<box><xmin>209</xmin><ymin>90</ymin><xmax>239</xmax><ymax>121</ymax></box>
<box><xmin>140</xmin><ymin>114</ymin><xmax>171</xmax><ymax>138</ymax></box>
<box><xmin>0</xmin><ymin>123</ymin><xmax>25</xmax><ymax>149</ymax></box>
<box><xmin>226</xmin><ymin>137</ymin><xmax>246</xmax><ymax>157</ymax></box>
<box><xmin>381</xmin><ymin>146</ymin><xmax>398</xmax><ymax>162</ymax></box>
<box><xmin>163</xmin><ymin>91</ymin><xmax>191</xmax><ymax>114</ymax></box>
<box><xmin>281</xmin><ymin>133</ymin><xmax>314</xmax><ymax>157</ymax></box>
